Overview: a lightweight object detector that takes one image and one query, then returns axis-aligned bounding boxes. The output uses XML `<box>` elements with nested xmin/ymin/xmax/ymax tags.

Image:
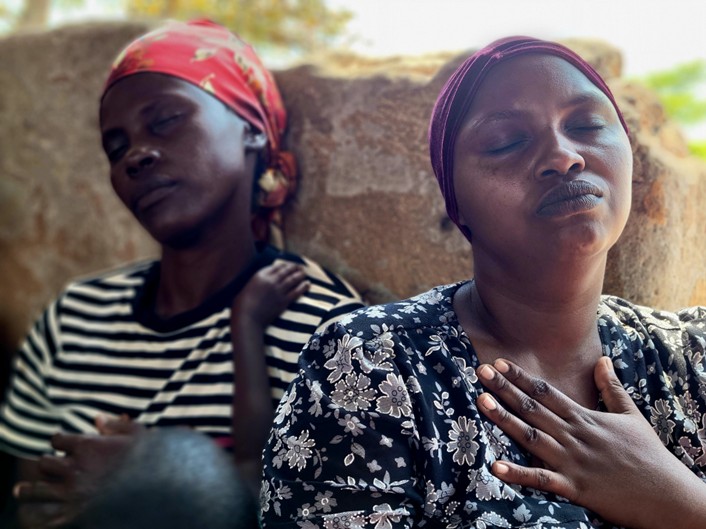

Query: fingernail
<box><xmin>494</xmin><ymin>462</ymin><xmax>509</xmax><ymax>475</ymax></box>
<box><xmin>479</xmin><ymin>365</ymin><xmax>495</xmax><ymax>380</ymax></box>
<box><xmin>495</xmin><ymin>359</ymin><xmax>509</xmax><ymax>373</ymax></box>
<box><xmin>481</xmin><ymin>394</ymin><xmax>497</xmax><ymax>411</ymax></box>
<box><xmin>603</xmin><ymin>357</ymin><xmax>614</xmax><ymax>371</ymax></box>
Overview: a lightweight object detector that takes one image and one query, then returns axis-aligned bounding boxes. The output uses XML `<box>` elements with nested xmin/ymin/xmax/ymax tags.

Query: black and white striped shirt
<box><xmin>0</xmin><ymin>247</ymin><xmax>363</xmax><ymax>458</ymax></box>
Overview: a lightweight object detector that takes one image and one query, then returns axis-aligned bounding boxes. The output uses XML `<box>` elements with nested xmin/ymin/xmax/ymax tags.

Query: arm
<box><xmin>230</xmin><ymin>262</ymin><xmax>309</xmax><ymax>495</ymax></box>
<box><xmin>475</xmin><ymin>357</ymin><xmax>706</xmax><ymax>529</ymax></box>
<box><xmin>14</xmin><ymin>430</ymin><xmax>136</xmax><ymax>528</ymax></box>
<box><xmin>261</xmin><ymin>322</ymin><xmax>419</xmax><ymax>528</ymax></box>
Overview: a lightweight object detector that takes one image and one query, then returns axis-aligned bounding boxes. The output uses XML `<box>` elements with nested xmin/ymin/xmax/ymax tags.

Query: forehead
<box><xmin>99</xmin><ymin>73</ymin><xmax>219</xmax><ymax>126</ymax></box>
<box><xmin>464</xmin><ymin>54</ymin><xmax>610</xmax><ymax>121</ymax></box>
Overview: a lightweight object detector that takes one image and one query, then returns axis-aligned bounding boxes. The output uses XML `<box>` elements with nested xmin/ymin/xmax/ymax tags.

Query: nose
<box><xmin>125</xmin><ymin>146</ymin><xmax>161</xmax><ymax>177</ymax></box>
<box><xmin>534</xmin><ymin>131</ymin><xmax>585</xmax><ymax>179</ymax></box>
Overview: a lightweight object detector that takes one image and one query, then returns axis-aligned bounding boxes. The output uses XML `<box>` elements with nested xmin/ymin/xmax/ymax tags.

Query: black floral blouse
<box><xmin>261</xmin><ymin>282</ymin><xmax>706</xmax><ymax>528</ymax></box>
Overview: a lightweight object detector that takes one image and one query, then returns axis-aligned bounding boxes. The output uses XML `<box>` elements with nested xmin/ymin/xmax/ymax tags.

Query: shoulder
<box><xmin>599</xmin><ymin>295</ymin><xmax>706</xmax><ymax>335</ymax></box>
<box><xmin>599</xmin><ymin>295</ymin><xmax>706</xmax><ymax>376</ymax></box>
<box><xmin>48</xmin><ymin>260</ymin><xmax>157</xmax><ymax>320</ymax></box>
<box><xmin>61</xmin><ymin>260</ymin><xmax>156</xmax><ymax>297</ymax></box>
<box><xmin>313</xmin><ymin>282</ymin><xmax>463</xmax><ymax>343</ymax></box>
<box><xmin>275</xmin><ymin>251</ymin><xmax>360</xmax><ymax>300</ymax></box>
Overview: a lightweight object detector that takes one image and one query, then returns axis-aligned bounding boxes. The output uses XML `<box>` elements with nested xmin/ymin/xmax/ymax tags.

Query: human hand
<box><xmin>232</xmin><ymin>261</ymin><xmax>309</xmax><ymax>328</ymax></box>
<box><xmin>14</xmin><ymin>430</ymin><xmax>137</xmax><ymax>528</ymax></box>
<box><xmin>475</xmin><ymin>357</ymin><xmax>706</xmax><ymax>529</ymax></box>
<box><xmin>95</xmin><ymin>413</ymin><xmax>143</xmax><ymax>436</ymax></box>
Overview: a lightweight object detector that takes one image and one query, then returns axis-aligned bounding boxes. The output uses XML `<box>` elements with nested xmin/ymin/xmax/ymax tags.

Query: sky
<box><xmin>5</xmin><ymin>0</ymin><xmax>705</xmax><ymax>137</ymax></box>
<box><xmin>329</xmin><ymin>0</ymin><xmax>706</xmax><ymax>140</ymax></box>
<box><xmin>330</xmin><ymin>0</ymin><xmax>706</xmax><ymax>77</ymax></box>
<box><xmin>16</xmin><ymin>0</ymin><xmax>704</xmax><ymax>76</ymax></box>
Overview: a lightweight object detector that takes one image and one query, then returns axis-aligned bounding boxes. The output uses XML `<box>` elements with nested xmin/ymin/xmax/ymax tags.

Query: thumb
<box><xmin>96</xmin><ymin>414</ymin><xmax>139</xmax><ymax>436</ymax></box>
<box><xmin>594</xmin><ymin>357</ymin><xmax>636</xmax><ymax>414</ymax></box>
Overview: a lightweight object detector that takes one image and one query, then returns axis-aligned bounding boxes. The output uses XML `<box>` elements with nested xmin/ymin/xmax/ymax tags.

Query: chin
<box><xmin>140</xmin><ymin>217</ymin><xmax>200</xmax><ymax>249</ymax></box>
<box><xmin>554</xmin><ymin>221</ymin><xmax>615</xmax><ymax>260</ymax></box>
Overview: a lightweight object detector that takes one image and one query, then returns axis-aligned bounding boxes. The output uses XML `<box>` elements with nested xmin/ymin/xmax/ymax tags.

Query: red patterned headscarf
<box><xmin>429</xmin><ymin>36</ymin><xmax>629</xmax><ymax>243</ymax></box>
<box><xmin>102</xmin><ymin>19</ymin><xmax>297</xmax><ymax>245</ymax></box>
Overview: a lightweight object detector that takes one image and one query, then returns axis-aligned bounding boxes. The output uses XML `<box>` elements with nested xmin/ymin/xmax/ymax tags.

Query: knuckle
<box><xmin>496</xmin><ymin>406</ymin><xmax>512</xmax><ymax>424</ymax></box>
<box><xmin>505</xmin><ymin>363</ymin><xmax>521</xmax><ymax>382</ymax></box>
<box><xmin>494</xmin><ymin>375</ymin><xmax>508</xmax><ymax>391</ymax></box>
<box><xmin>523</xmin><ymin>426</ymin><xmax>540</xmax><ymax>444</ymax></box>
<box><xmin>536</xmin><ymin>468</ymin><xmax>551</xmax><ymax>488</ymax></box>
<box><xmin>520</xmin><ymin>396</ymin><xmax>538</xmax><ymax>413</ymax></box>
<box><xmin>532</xmin><ymin>380</ymin><xmax>549</xmax><ymax>399</ymax></box>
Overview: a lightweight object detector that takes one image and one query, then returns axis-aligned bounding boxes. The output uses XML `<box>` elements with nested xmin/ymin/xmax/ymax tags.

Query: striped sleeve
<box><xmin>0</xmin><ymin>300</ymin><xmax>63</xmax><ymax>459</ymax></box>
<box><xmin>296</xmin><ymin>255</ymin><xmax>364</xmax><ymax>330</ymax></box>
<box><xmin>262</xmin><ymin>255</ymin><xmax>365</xmax><ymax>402</ymax></box>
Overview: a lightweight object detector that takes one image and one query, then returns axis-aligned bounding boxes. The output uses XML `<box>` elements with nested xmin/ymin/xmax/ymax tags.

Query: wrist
<box><xmin>230</xmin><ymin>309</ymin><xmax>267</xmax><ymax>330</ymax></box>
<box><xmin>641</xmin><ymin>465</ymin><xmax>706</xmax><ymax>529</ymax></box>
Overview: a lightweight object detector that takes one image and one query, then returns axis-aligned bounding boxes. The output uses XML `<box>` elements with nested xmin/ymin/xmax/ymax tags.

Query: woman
<box><xmin>2</xmin><ymin>19</ymin><xmax>362</xmax><ymax>526</ymax></box>
<box><xmin>261</xmin><ymin>37</ymin><xmax>706</xmax><ymax>528</ymax></box>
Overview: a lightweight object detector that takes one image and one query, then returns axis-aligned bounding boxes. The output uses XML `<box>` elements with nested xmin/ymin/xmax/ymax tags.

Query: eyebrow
<box><xmin>566</xmin><ymin>91</ymin><xmax>607</xmax><ymax>107</ymax></box>
<box><xmin>469</xmin><ymin>109</ymin><xmax>527</xmax><ymax>129</ymax></box>
<box><xmin>466</xmin><ymin>90</ymin><xmax>608</xmax><ymax>131</ymax></box>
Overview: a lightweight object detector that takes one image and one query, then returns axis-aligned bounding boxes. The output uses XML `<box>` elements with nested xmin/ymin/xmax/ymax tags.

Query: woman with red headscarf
<box><xmin>1</xmin><ymin>19</ymin><xmax>362</xmax><ymax>527</ymax></box>
<box><xmin>261</xmin><ymin>37</ymin><xmax>706</xmax><ymax>528</ymax></box>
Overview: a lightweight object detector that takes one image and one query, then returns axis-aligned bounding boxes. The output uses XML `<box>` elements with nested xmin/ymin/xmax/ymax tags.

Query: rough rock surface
<box><xmin>1</xmin><ymin>22</ymin><xmax>705</xmax><ymax>368</ymax></box>
<box><xmin>278</xmin><ymin>43</ymin><xmax>706</xmax><ymax>309</ymax></box>
<box><xmin>0</xmin><ymin>23</ymin><xmax>157</xmax><ymax>364</ymax></box>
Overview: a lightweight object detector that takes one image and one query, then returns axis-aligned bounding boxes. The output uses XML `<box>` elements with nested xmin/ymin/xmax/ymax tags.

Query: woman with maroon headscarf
<box><xmin>261</xmin><ymin>37</ymin><xmax>706</xmax><ymax>528</ymax></box>
<box><xmin>1</xmin><ymin>20</ymin><xmax>362</xmax><ymax>527</ymax></box>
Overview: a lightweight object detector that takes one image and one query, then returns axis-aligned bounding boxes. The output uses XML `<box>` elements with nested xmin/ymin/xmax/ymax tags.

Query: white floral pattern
<box><xmin>262</xmin><ymin>282</ymin><xmax>706</xmax><ymax>528</ymax></box>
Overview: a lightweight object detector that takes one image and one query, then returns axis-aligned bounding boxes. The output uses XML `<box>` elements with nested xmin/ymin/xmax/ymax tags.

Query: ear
<box><xmin>244</xmin><ymin>126</ymin><xmax>267</xmax><ymax>152</ymax></box>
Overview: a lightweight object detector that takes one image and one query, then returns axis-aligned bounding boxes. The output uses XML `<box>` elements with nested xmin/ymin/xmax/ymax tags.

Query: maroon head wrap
<box><xmin>102</xmin><ymin>19</ymin><xmax>296</xmax><ymax>245</ymax></box>
<box><xmin>428</xmin><ymin>36</ymin><xmax>629</xmax><ymax>243</ymax></box>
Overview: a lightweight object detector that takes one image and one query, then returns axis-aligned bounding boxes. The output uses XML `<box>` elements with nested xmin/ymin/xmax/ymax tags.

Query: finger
<box><xmin>276</xmin><ymin>264</ymin><xmax>306</xmax><ymax>285</ymax></box>
<box><xmin>287</xmin><ymin>280</ymin><xmax>310</xmax><ymax>301</ymax></box>
<box><xmin>491</xmin><ymin>460</ymin><xmax>574</xmax><ymax>499</ymax></box>
<box><xmin>280</xmin><ymin>270</ymin><xmax>309</xmax><ymax>293</ymax></box>
<box><xmin>17</xmin><ymin>501</ymin><xmax>66</xmax><ymax>528</ymax></box>
<box><xmin>594</xmin><ymin>356</ymin><xmax>637</xmax><ymax>414</ymax></box>
<box><xmin>479</xmin><ymin>360</ymin><xmax>578</xmax><ymax>421</ymax></box>
<box><xmin>50</xmin><ymin>432</ymin><xmax>89</xmax><ymax>455</ymax></box>
<box><xmin>38</xmin><ymin>455</ymin><xmax>72</xmax><ymax>479</ymax></box>
<box><xmin>267</xmin><ymin>261</ymin><xmax>300</xmax><ymax>280</ymax></box>
<box><xmin>477</xmin><ymin>391</ymin><xmax>563</xmax><ymax>465</ymax></box>
<box><xmin>96</xmin><ymin>414</ymin><xmax>140</xmax><ymax>436</ymax></box>
<box><xmin>14</xmin><ymin>480</ymin><xmax>67</xmax><ymax>502</ymax></box>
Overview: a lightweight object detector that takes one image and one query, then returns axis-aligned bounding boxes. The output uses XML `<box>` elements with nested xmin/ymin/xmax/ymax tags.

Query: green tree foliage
<box><xmin>126</xmin><ymin>0</ymin><xmax>352</xmax><ymax>52</ymax></box>
<box><xmin>3</xmin><ymin>0</ymin><xmax>87</xmax><ymax>31</ymax></box>
<box><xmin>639</xmin><ymin>61</ymin><xmax>706</xmax><ymax>159</ymax></box>
<box><xmin>3</xmin><ymin>0</ymin><xmax>352</xmax><ymax>54</ymax></box>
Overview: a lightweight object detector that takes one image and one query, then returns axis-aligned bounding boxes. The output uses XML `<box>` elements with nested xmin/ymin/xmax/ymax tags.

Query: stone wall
<box><xmin>1</xmin><ymin>22</ymin><xmax>705</xmax><ymax>368</ymax></box>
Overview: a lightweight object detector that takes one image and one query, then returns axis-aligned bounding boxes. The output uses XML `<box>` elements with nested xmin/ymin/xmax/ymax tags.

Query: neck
<box><xmin>155</xmin><ymin>227</ymin><xmax>258</xmax><ymax>319</ymax></box>
<box><xmin>454</xmin><ymin>252</ymin><xmax>607</xmax><ymax>407</ymax></box>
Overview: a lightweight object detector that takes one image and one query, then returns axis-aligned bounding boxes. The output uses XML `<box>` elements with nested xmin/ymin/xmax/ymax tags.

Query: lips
<box><xmin>536</xmin><ymin>180</ymin><xmax>604</xmax><ymax>217</ymax></box>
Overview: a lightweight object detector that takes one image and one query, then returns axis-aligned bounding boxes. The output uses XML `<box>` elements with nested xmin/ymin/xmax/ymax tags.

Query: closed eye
<box><xmin>572</xmin><ymin>123</ymin><xmax>605</xmax><ymax>132</ymax></box>
<box><xmin>152</xmin><ymin>113</ymin><xmax>183</xmax><ymax>133</ymax></box>
<box><xmin>103</xmin><ymin>135</ymin><xmax>128</xmax><ymax>163</ymax></box>
<box><xmin>107</xmin><ymin>145</ymin><xmax>128</xmax><ymax>163</ymax></box>
<box><xmin>567</xmin><ymin>114</ymin><xmax>608</xmax><ymax>134</ymax></box>
<box><xmin>485</xmin><ymin>139</ymin><xmax>527</xmax><ymax>155</ymax></box>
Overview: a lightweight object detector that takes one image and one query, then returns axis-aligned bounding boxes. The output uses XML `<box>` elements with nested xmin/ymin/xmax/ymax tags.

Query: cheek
<box><xmin>109</xmin><ymin>173</ymin><xmax>130</xmax><ymax>207</ymax></box>
<box><xmin>602</xmin><ymin>140</ymin><xmax>633</xmax><ymax>201</ymax></box>
<box><xmin>455</xmin><ymin>176</ymin><xmax>509</xmax><ymax>230</ymax></box>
